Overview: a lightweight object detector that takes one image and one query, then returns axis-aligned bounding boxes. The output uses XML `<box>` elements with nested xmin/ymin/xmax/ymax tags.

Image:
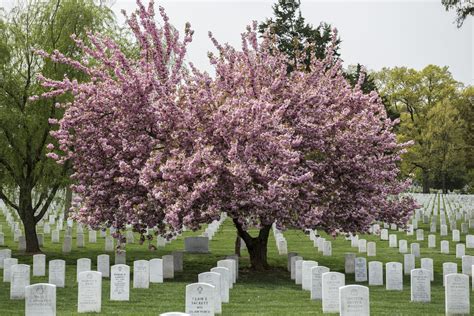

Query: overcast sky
<box><xmin>2</xmin><ymin>0</ymin><xmax>472</xmax><ymax>84</ymax></box>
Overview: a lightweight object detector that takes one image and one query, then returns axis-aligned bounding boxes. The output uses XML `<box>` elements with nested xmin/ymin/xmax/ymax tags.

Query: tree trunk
<box><xmin>442</xmin><ymin>172</ymin><xmax>447</xmax><ymax>194</ymax></box>
<box><xmin>23</xmin><ymin>211</ymin><xmax>40</xmax><ymax>253</ymax></box>
<box><xmin>234</xmin><ymin>235</ymin><xmax>241</xmax><ymax>257</ymax></box>
<box><xmin>18</xmin><ymin>185</ymin><xmax>41</xmax><ymax>253</ymax></box>
<box><xmin>233</xmin><ymin>218</ymin><xmax>272</xmax><ymax>270</ymax></box>
<box><xmin>422</xmin><ymin>170</ymin><xmax>430</xmax><ymax>193</ymax></box>
<box><xmin>64</xmin><ymin>187</ymin><xmax>72</xmax><ymax>220</ymax></box>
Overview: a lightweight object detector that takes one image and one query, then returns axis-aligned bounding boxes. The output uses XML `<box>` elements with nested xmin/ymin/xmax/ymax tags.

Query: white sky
<box><xmin>1</xmin><ymin>0</ymin><xmax>473</xmax><ymax>84</ymax></box>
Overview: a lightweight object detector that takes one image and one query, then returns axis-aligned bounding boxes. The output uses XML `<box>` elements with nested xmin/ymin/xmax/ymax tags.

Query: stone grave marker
<box><xmin>10</xmin><ymin>264</ymin><xmax>30</xmax><ymax>299</ymax></box>
<box><xmin>110</xmin><ymin>264</ymin><xmax>130</xmax><ymax>301</ymax></box>
<box><xmin>310</xmin><ymin>266</ymin><xmax>329</xmax><ymax>300</ymax></box>
<box><xmin>49</xmin><ymin>259</ymin><xmax>65</xmax><ymax>288</ymax></box>
<box><xmin>198</xmin><ymin>272</ymin><xmax>222</xmax><ymax>314</ymax></box>
<box><xmin>33</xmin><ymin>254</ymin><xmax>46</xmax><ymax>277</ymax></box>
<box><xmin>25</xmin><ymin>283</ymin><xmax>56</xmax><ymax>316</ymax></box>
<box><xmin>339</xmin><ymin>285</ymin><xmax>370</xmax><ymax>316</ymax></box>
<box><xmin>133</xmin><ymin>260</ymin><xmax>150</xmax><ymax>289</ymax></box>
<box><xmin>210</xmin><ymin>267</ymin><xmax>230</xmax><ymax>303</ymax></box>
<box><xmin>77</xmin><ymin>258</ymin><xmax>91</xmax><ymax>281</ymax></box>
<box><xmin>97</xmin><ymin>254</ymin><xmax>110</xmax><ymax>278</ymax></box>
<box><xmin>386</xmin><ymin>262</ymin><xmax>403</xmax><ymax>291</ymax></box>
<box><xmin>150</xmin><ymin>258</ymin><xmax>163</xmax><ymax>283</ymax></box>
<box><xmin>354</xmin><ymin>257</ymin><xmax>367</xmax><ymax>282</ymax></box>
<box><xmin>163</xmin><ymin>255</ymin><xmax>175</xmax><ymax>279</ymax></box>
<box><xmin>321</xmin><ymin>272</ymin><xmax>345</xmax><ymax>313</ymax></box>
<box><xmin>410</xmin><ymin>269</ymin><xmax>431</xmax><ymax>302</ymax></box>
<box><xmin>368</xmin><ymin>261</ymin><xmax>383</xmax><ymax>286</ymax></box>
<box><xmin>78</xmin><ymin>271</ymin><xmax>102</xmax><ymax>313</ymax></box>
<box><xmin>301</xmin><ymin>260</ymin><xmax>318</xmax><ymax>291</ymax></box>
<box><xmin>445</xmin><ymin>274</ymin><xmax>469</xmax><ymax>315</ymax></box>
<box><xmin>3</xmin><ymin>258</ymin><xmax>18</xmax><ymax>282</ymax></box>
<box><xmin>184</xmin><ymin>237</ymin><xmax>209</xmax><ymax>253</ymax></box>
<box><xmin>185</xmin><ymin>283</ymin><xmax>215</xmax><ymax>316</ymax></box>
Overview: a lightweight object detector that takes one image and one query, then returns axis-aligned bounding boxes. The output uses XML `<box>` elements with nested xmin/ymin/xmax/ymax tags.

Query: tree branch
<box><xmin>0</xmin><ymin>188</ymin><xmax>19</xmax><ymax>210</ymax></box>
<box><xmin>34</xmin><ymin>184</ymin><xmax>60</xmax><ymax>223</ymax></box>
<box><xmin>232</xmin><ymin>217</ymin><xmax>253</xmax><ymax>245</ymax></box>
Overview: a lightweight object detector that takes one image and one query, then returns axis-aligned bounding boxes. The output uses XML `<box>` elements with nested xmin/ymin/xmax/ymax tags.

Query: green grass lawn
<box><xmin>0</xmin><ymin>208</ymin><xmax>473</xmax><ymax>315</ymax></box>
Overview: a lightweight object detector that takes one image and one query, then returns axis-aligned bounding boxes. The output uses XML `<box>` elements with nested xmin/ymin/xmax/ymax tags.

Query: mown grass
<box><xmin>0</xmin><ymin>207</ymin><xmax>473</xmax><ymax>315</ymax></box>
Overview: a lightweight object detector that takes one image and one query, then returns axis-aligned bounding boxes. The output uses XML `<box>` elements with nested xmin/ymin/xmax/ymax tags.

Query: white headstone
<box><xmin>10</xmin><ymin>264</ymin><xmax>30</xmax><ymax>299</ymax></box>
<box><xmin>456</xmin><ymin>243</ymin><xmax>466</xmax><ymax>259</ymax></box>
<box><xmin>389</xmin><ymin>234</ymin><xmax>397</xmax><ymax>247</ymax></box>
<box><xmin>386</xmin><ymin>262</ymin><xmax>403</xmax><ymax>291</ymax></box>
<box><xmin>295</xmin><ymin>259</ymin><xmax>304</xmax><ymax>285</ymax></box>
<box><xmin>443</xmin><ymin>262</ymin><xmax>457</xmax><ymax>286</ymax></box>
<box><xmin>110</xmin><ymin>264</ymin><xmax>130</xmax><ymax>301</ymax></box>
<box><xmin>33</xmin><ymin>254</ymin><xmax>46</xmax><ymax>276</ymax></box>
<box><xmin>301</xmin><ymin>260</ymin><xmax>318</xmax><ymax>291</ymax></box>
<box><xmin>366</xmin><ymin>242</ymin><xmax>376</xmax><ymax>257</ymax></box>
<box><xmin>368</xmin><ymin>261</ymin><xmax>383</xmax><ymax>286</ymax></box>
<box><xmin>3</xmin><ymin>257</ymin><xmax>18</xmax><ymax>282</ymax></box>
<box><xmin>461</xmin><ymin>255</ymin><xmax>474</xmax><ymax>275</ymax></box>
<box><xmin>445</xmin><ymin>274</ymin><xmax>469</xmax><ymax>315</ymax></box>
<box><xmin>97</xmin><ymin>254</ymin><xmax>110</xmax><ymax>278</ymax></box>
<box><xmin>441</xmin><ymin>240</ymin><xmax>450</xmax><ymax>254</ymax></box>
<box><xmin>163</xmin><ymin>255</ymin><xmax>175</xmax><ymax>279</ymax></box>
<box><xmin>411</xmin><ymin>243</ymin><xmax>420</xmax><ymax>257</ymax></box>
<box><xmin>0</xmin><ymin>248</ymin><xmax>12</xmax><ymax>268</ymax></box>
<box><xmin>48</xmin><ymin>260</ymin><xmax>65</xmax><ymax>288</ymax></box>
<box><xmin>404</xmin><ymin>254</ymin><xmax>415</xmax><ymax>276</ymax></box>
<box><xmin>310</xmin><ymin>266</ymin><xmax>329</xmax><ymax>300</ymax></box>
<box><xmin>410</xmin><ymin>268</ymin><xmax>431</xmax><ymax>302</ymax></box>
<box><xmin>105</xmin><ymin>236</ymin><xmax>114</xmax><ymax>252</ymax></box>
<box><xmin>25</xmin><ymin>283</ymin><xmax>56</xmax><ymax>316</ymax></box>
<box><xmin>344</xmin><ymin>253</ymin><xmax>355</xmax><ymax>274</ymax></box>
<box><xmin>185</xmin><ymin>283</ymin><xmax>215</xmax><ymax>316</ymax></box>
<box><xmin>420</xmin><ymin>258</ymin><xmax>434</xmax><ymax>281</ymax></box>
<box><xmin>428</xmin><ymin>234</ymin><xmax>436</xmax><ymax>248</ymax></box>
<box><xmin>78</xmin><ymin>271</ymin><xmax>102</xmax><ymax>313</ymax></box>
<box><xmin>198</xmin><ymin>272</ymin><xmax>222</xmax><ymax>314</ymax></box>
<box><xmin>133</xmin><ymin>260</ymin><xmax>150</xmax><ymax>289</ymax></box>
<box><xmin>354</xmin><ymin>257</ymin><xmax>367</xmax><ymax>282</ymax></box>
<box><xmin>339</xmin><ymin>285</ymin><xmax>370</xmax><ymax>316</ymax></box>
<box><xmin>76</xmin><ymin>258</ymin><xmax>91</xmax><ymax>281</ymax></box>
<box><xmin>321</xmin><ymin>272</ymin><xmax>345</xmax><ymax>313</ymax></box>
<box><xmin>291</xmin><ymin>255</ymin><xmax>303</xmax><ymax>280</ymax></box>
<box><xmin>398</xmin><ymin>240</ymin><xmax>408</xmax><ymax>253</ymax></box>
<box><xmin>149</xmin><ymin>258</ymin><xmax>163</xmax><ymax>283</ymax></box>
<box><xmin>217</xmin><ymin>259</ymin><xmax>236</xmax><ymax>284</ymax></box>
<box><xmin>210</xmin><ymin>267</ymin><xmax>230</xmax><ymax>303</ymax></box>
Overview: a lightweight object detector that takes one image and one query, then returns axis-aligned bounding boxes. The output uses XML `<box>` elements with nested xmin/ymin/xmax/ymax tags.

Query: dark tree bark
<box><xmin>422</xmin><ymin>170</ymin><xmax>430</xmax><ymax>193</ymax></box>
<box><xmin>233</xmin><ymin>218</ymin><xmax>272</xmax><ymax>270</ymax></box>
<box><xmin>234</xmin><ymin>235</ymin><xmax>241</xmax><ymax>257</ymax></box>
<box><xmin>64</xmin><ymin>187</ymin><xmax>73</xmax><ymax>220</ymax></box>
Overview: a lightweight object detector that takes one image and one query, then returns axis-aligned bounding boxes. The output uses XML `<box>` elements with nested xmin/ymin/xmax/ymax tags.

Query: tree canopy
<box><xmin>39</xmin><ymin>1</ymin><xmax>416</xmax><ymax>269</ymax></box>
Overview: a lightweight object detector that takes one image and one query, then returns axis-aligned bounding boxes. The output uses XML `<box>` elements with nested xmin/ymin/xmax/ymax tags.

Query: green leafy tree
<box><xmin>424</xmin><ymin>101</ymin><xmax>466</xmax><ymax>193</ymax></box>
<box><xmin>0</xmin><ymin>0</ymin><xmax>114</xmax><ymax>253</ymax></box>
<box><xmin>455</xmin><ymin>87</ymin><xmax>474</xmax><ymax>192</ymax></box>
<box><xmin>374</xmin><ymin>65</ymin><xmax>466</xmax><ymax>192</ymax></box>
<box><xmin>442</xmin><ymin>0</ymin><xmax>474</xmax><ymax>28</ymax></box>
<box><xmin>259</xmin><ymin>0</ymin><xmax>378</xmax><ymax>95</ymax></box>
<box><xmin>259</xmin><ymin>0</ymin><xmax>339</xmax><ymax>72</ymax></box>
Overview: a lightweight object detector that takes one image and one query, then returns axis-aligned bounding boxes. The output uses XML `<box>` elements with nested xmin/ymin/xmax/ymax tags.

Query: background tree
<box><xmin>259</xmin><ymin>0</ymin><xmax>378</xmax><ymax>96</ymax></box>
<box><xmin>424</xmin><ymin>100</ymin><xmax>466</xmax><ymax>193</ymax></box>
<box><xmin>374</xmin><ymin>65</ymin><xmax>469</xmax><ymax>193</ymax></box>
<box><xmin>0</xmin><ymin>0</ymin><xmax>114</xmax><ymax>253</ymax></box>
<box><xmin>442</xmin><ymin>0</ymin><xmax>474</xmax><ymax>27</ymax></box>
